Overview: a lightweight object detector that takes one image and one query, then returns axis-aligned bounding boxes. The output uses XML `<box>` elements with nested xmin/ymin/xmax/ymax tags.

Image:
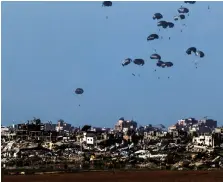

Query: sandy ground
<box><xmin>3</xmin><ymin>170</ymin><xmax>223</xmax><ymax>182</ymax></box>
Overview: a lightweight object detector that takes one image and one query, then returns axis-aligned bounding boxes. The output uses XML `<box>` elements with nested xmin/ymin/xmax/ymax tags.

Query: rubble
<box><xmin>1</xmin><ymin>118</ymin><xmax>223</xmax><ymax>173</ymax></box>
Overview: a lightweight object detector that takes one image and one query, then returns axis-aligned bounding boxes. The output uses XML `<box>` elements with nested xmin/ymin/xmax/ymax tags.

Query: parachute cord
<box><xmin>192</xmin><ymin>59</ymin><xmax>199</xmax><ymax>68</ymax></box>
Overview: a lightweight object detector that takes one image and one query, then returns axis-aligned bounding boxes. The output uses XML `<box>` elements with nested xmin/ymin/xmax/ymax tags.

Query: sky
<box><xmin>2</xmin><ymin>1</ymin><xmax>223</xmax><ymax>127</ymax></box>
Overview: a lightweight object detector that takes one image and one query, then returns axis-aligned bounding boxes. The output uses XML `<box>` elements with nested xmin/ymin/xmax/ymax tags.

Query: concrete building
<box><xmin>115</xmin><ymin>118</ymin><xmax>137</xmax><ymax>132</ymax></box>
<box><xmin>192</xmin><ymin>135</ymin><xmax>215</xmax><ymax>147</ymax></box>
<box><xmin>178</xmin><ymin>118</ymin><xmax>198</xmax><ymax>126</ymax></box>
<box><xmin>56</xmin><ymin>120</ymin><xmax>72</xmax><ymax>132</ymax></box>
<box><xmin>86</xmin><ymin>133</ymin><xmax>96</xmax><ymax>145</ymax></box>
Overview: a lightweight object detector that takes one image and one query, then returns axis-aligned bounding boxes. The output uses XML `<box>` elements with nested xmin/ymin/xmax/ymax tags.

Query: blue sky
<box><xmin>2</xmin><ymin>1</ymin><xmax>223</xmax><ymax>127</ymax></box>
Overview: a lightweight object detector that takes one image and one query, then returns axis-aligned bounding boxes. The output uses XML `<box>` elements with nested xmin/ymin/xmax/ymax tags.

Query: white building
<box><xmin>192</xmin><ymin>135</ymin><xmax>214</xmax><ymax>147</ymax></box>
<box><xmin>86</xmin><ymin>133</ymin><xmax>96</xmax><ymax>145</ymax></box>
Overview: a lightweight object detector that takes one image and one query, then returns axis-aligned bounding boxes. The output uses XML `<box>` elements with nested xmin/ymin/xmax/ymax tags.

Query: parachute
<box><xmin>178</xmin><ymin>7</ymin><xmax>189</xmax><ymax>14</ymax></box>
<box><xmin>174</xmin><ymin>14</ymin><xmax>186</xmax><ymax>21</ymax></box>
<box><xmin>122</xmin><ymin>58</ymin><xmax>132</xmax><ymax>66</ymax></box>
<box><xmin>157</xmin><ymin>21</ymin><xmax>174</xmax><ymax>39</ymax></box>
<box><xmin>186</xmin><ymin>47</ymin><xmax>205</xmax><ymax>68</ymax></box>
<box><xmin>165</xmin><ymin>62</ymin><xmax>174</xmax><ymax>67</ymax></box>
<box><xmin>156</xmin><ymin>61</ymin><xmax>173</xmax><ymax>68</ymax></box>
<box><xmin>174</xmin><ymin>14</ymin><xmax>186</xmax><ymax>32</ymax></box>
<box><xmin>184</xmin><ymin>1</ymin><xmax>196</xmax><ymax>4</ymax></box>
<box><xmin>155</xmin><ymin>60</ymin><xmax>173</xmax><ymax>79</ymax></box>
<box><xmin>157</xmin><ymin>21</ymin><xmax>174</xmax><ymax>37</ymax></box>
<box><xmin>147</xmin><ymin>34</ymin><xmax>159</xmax><ymax>41</ymax></box>
<box><xmin>102</xmin><ymin>1</ymin><xmax>112</xmax><ymax>19</ymax></box>
<box><xmin>167</xmin><ymin>22</ymin><xmax>175</xmax><ymax>28</ymax></box>
<box><xmin>153</xmin><ymin>13</ymin><xmax>163</xmax><ymax>20</ymax></box>
<box><xmin>186</xmin><ymin>47</ymin><xmax>197</xmax><ymax>55</ymax></box>
<box><xmin>150</xmin><ymin>53</ymin><xmax>161</xmax><ymax>61</ymax></box>
<box><xmin>196</xmin><ymin>50</ymin><xmax>205</xmax><ymax>58</ymax></box>
<box><xmin>74</xmin><ymin>88</ymin><xmax>84</xmax><ymax>107</ymax></box>
<box><xmin>133</xmin><ymin>59</ymin><xmax>145</xmax><ymax>66</ymax></box>
<box><xmin>156</xmin><ymin>60</ymin><xmax>166</xmax><ymax>68</ymax></box>
<box><xmin>157</xmin><ymin>20</ymin><xmax>168</xmax><ymax>29</ymax></box>
<box><xmin>102</xmin><ymin>1</ymin><xmax>112</xmax><ymax>7</ymax></box>
<box><xmin>75</xmin><ymin>88</ymin><xmax>84</xmax><ymax>95</ymax></box>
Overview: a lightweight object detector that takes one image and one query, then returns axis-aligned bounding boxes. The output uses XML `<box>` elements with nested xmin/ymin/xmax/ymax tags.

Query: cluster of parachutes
<box><xmin>122</xmin><ymin>58</ymin><xmax>145</xmax><ymax>67</ymax></box>
<box><xmin>150</xmin><ymin>5</ymin><xmax>190</xmax><ymax>40</ymax></box>
<box><xmin>146</xmin><ymin>1</ymin><xmax>207</xmax><ymax>76</ymax></box>
<box><xmin>156</xmin><ymin>61</ymin><xmax>173</xmax><ymax>68</ymax></box>
<box><xmin>74</xmin><ymin>1</ymin><xmax>209</xmax><ymax>105</ymax></box>
<box><xmin>186</xmin><ymin>47</ymin><xmax>205</xmax><ymax>58</ymax></box>
<box><xmin>150</xmin><ymin>53</ymin><xmax>173</xmax><ymax>72</ymax></box>
<box><xmin>120</xmin><ymin>1</ymin><xmax>208</xmax><ymax>78</ymax></box>
<box><xmin>122</xmin><ymin>52</ymin><xmax>174</xmax><ymax>77</ymax></box>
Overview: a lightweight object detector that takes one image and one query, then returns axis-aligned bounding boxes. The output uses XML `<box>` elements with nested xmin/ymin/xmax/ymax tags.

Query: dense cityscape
<box><xmin>1</xmin><ymin>117</ymin><xmax>223</xmax><ymax>174</ymax></box>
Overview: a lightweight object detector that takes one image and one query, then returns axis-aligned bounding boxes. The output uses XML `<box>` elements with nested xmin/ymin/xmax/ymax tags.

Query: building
<box><xmin>115</xmin><ymin>118</ymin><xmax>137</xmax><ymax>132</ymax></box>
<box><xmin>86</xmin><ymin>133</ymin><xmax>96</xmax><ymax>145</ymax></box>
<box><xmin>122</xmin><ymin>120</ymin><xmax>137</xmax><ymax>131</ymax></box>
<box><xmin>198</xmin><ymin>119</ymin><xmax>217</xmax><ymax>129</ymax></box>
<box><xmin>56</xmin><ymin>120</ymin><xmax>72</xmax><ymax>132</ymax></box>
<box><xmin>178</xmin><ymin>118</ymin><xmax>198</xmax><ymax>126</ymax></box>
<box><xmin>115</xmin><ymin>117</ymin><xmax>125</xmax><ymax>131</ymax></box>
<box><xmin>44</xmin><ymin>122</ymin><xmax>56</xmax><ymax>131</ymax></box>
<box><xmin>192</xmin><ymin>135</ymin><xmax>215</xmax><ymax>147</ymax></box>
<box><xmin>215</xmin><ymin>127</ymin><xmax>223</xmax><ymax>134</ymax></box>
<box><xmin>168</xmin><ymin>125</ymin><xmax>177</xmax><ymax>132</ymax></box>
<box><xmin>1</xmin><ymin>126</ymin><xmax>9</xmax><ymax>136</ymax></box>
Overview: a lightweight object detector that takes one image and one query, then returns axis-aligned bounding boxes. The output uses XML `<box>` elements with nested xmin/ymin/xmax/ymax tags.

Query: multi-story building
<box><xmin>56</xmin><ymin>119</ymin><xmax>72</xmax><ymax>132</ymax></box>
<box><xmin>115</xmin><ymin>117</ymin><xmax>137</xmax><ymax>132</ymax></box>
<box><xmin>198</xmin><ymin>119</ymin><xmax>217</xmax><ymax>129</ymax></box>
